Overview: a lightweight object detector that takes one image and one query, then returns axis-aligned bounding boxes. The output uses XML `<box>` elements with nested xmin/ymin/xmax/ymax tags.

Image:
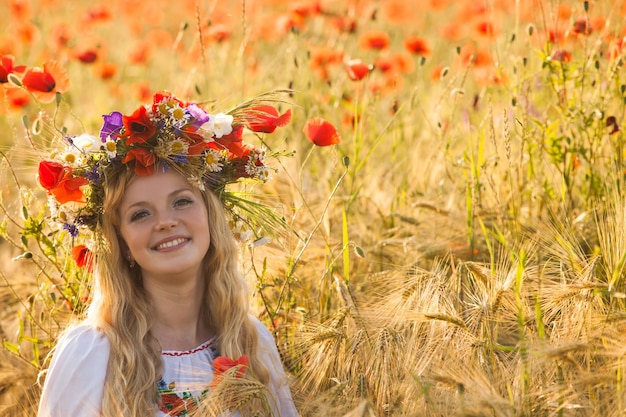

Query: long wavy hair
<box><xmin>87</xmin><ymin>164</ymin><xmax>269</xmax><ymax>416</ymax></box>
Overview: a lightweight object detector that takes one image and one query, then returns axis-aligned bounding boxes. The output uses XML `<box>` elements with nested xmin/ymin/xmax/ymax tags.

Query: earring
<box><xmin>127</xmin><ymin>255</ymin><xmax>136</xmax><ymax>268</ymax></box>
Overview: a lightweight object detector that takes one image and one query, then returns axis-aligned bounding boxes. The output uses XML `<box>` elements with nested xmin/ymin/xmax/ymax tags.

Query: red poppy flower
<box><xmin>180</xmin><ymin>129</ymin><xmax>209</xmax><ymax>155</ymax></box>
<box><xmin>4</xmin><ymin>85</ymin><xmax>30</xmax><ymax>108</ymax></box>
<box><xmin>374</xmin><ymin>55</ymin><xmax>395</xmax><ymax>74</ymax></box>
<box><xmin>459</xmin><ymin>44</ymin><xmax>493</xmax><ymax>67</ymax></box>
<box><xmin>9</xmin><ymin>0</ymin><xmax>33</xmax><ymax>21</ymax></box>
<box><xmin>290</xmin><ymin>1</ymin><xmax>322</xmax><ymax>18</ymax></box>
<box><xmin>38</xmin><ymin>161</ymin><xmax>88</xmax><ymax>204</ymax></box>
<box><xmin>0</xmin><ymin>55</ymin><xmax>26</xmax><ymax>83</ymax></box>
<box><xmin>572</xmin><ymin>18</ymin><xmax>592</xmax><ymax>35</ymax></box>
<box><xmin>404</xmin><ymin>36</ymin><xmax>430</xmax><ymax>56</ymax></box>
<box><xmin>94</xmin><ymin>61</ymin><xmax>117</xmax><ymax>80</ymax></box>
<box><xmin>210</xmin><ymin>355</ymin><xmax>249</xmax><ymax>388</ymax></box>
<box><xmin>158</xmin><ymin>393</ymin><xmax>186</xmax><ymax>415</ymax></box>
<box><xmin>330</xmin><ymin>16</ymin><xmax>357</xmax><ymax>33</ymax></box>
<box><xmin>129</xmin><ymin>40</ymin><xmax>151</xmax><ymax>65</ymax></box>
<box><xmin>212</xmin><ymin>125</ymin><xmax>246</xmax><ymax>157</ymax></box>
<box><xmin>38</xmin><ymin>161</ymin><xmax>67</xmax><ymax>191</ymax></box>
<box><xmin>476</xmin><ymin>21</ymin><xmax>496</xmax><ymax>37</ymax></box>
<box><xmin>309</xmin><ymin>46</ymin><xmax>344</xmax><ymax>80</ymax></box>
<box><xmin>122</xmin><ymin>147</ymin><xmax>157</xmax><ymax>176</ymax></box>
<box><xmin>247</xmin><ymin>105</ymin><xmax>292</xmax><ymax>133</ymax></box>
<box><xmin>122</xmin><ymin>106</ymin><xmax>156</xmax><ymax>145</ymax></box>
<box><xmin>205</xmin><ymin>24</ymin><xmax>231</xmax><ymax>43</ymax></box>
<box><xmin>303</xmin><ymin>117</ymin><xmax>341</xmax><ymax>147</ymax></box>
<box><xmin>358</xmin><ymin>30</ymin><xmax>390</xmax><ymax>50</ymax></box>
<box><xmin>71</xmin><ymin>245</ymin><xmax>93</xmax><ymax>270</ymax></box>
<box><xmin>75</xmin><ymin>49</ymin><xmax>98</xmax><ymax>64</ymax></box>
<box><xmin>551</xmin><ymin>49</ymin><xmax>572</xmax><ymax>63</ymax></box>
<box><xmin>275</xmin><ymin>12</ymin><xmax>305</xmax><ymax>36</ymax></box>
<box><xmin>21</xmin><ymin>60</ymin><xmax>70</xmax><ymax>103</ymax></box>
<box><xmin>151</xmin><ymin>91</ymin><xmax>186</xmax><ymax>115</ymax></box>
<box><xmin>344</xmin><ymin>59</ymin><xmax>373</xmax><ymax>81</ymax></box>
<box><xmin>85</xmin><ymin>4</ymin><xmax>112</xmax><ymax>23</ymax></box>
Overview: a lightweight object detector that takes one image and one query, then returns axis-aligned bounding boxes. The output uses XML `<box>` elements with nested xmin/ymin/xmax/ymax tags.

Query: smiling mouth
<box><xmin>153</xmin><ymin>238</ymin><xmax>189</xmax><ymax>251</ymax></box>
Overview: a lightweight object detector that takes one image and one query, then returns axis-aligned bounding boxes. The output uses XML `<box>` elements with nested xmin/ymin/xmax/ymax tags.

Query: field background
<box><xmin>3</xmin><ymin>0</ymin><xmax>626</xmax><ymax>416</ymax></box>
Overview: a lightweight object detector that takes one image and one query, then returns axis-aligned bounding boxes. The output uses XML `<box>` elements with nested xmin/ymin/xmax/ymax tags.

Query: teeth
<box><xmin>155</xmin><ymin>238</ymin><xmax>187</xmax><ymax>250</ymax></box>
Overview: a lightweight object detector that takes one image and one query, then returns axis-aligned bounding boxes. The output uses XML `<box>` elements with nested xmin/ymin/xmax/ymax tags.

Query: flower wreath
<box><xmin>37</xmin><ymin>90</ymin><xmax>292</xmax><ymax>243</ymax></box>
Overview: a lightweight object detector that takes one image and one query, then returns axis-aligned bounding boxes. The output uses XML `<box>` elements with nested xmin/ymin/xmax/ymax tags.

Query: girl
<box><xmin>36</xmin><ymin>91</ymin><xmax>297</xmax><ymax>416</ymax></box>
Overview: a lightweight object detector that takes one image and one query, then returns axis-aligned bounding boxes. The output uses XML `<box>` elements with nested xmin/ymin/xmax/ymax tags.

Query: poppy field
<box><xmin>3</xmin><ymin>0</ymin><xmax>626</xmax><ymax>415</ymax></box>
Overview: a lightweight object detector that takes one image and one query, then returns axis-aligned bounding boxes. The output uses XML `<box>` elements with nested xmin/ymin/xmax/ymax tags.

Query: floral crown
<box><xmin>37</xmin><ymin>90</ymin><xmax>292</xmax><ymax>239</ymax></box>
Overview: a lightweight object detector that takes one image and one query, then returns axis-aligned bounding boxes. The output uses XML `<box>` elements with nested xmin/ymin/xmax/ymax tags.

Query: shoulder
<box><xmin>38</xmin><ymin>322</ymin><xmax>110</xmax><ymax>417</ymax></box>
<box><xmin>56</xmin><ymin>321</ymin><xmax>110</xmax><ymax>351</ymax></box>
<box><xmin>47</xmin><ymin>321</ymin><xmax>111</xmax><ymax>371</ymax></box>
<box><xmin>250</xmin><ymin>315</ymin><xmax>275</xmax><ymax>346</ymax></box>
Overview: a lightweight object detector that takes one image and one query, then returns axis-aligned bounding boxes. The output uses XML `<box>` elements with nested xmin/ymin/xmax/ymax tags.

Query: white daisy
<box><xmin>167</xmin><ymin>138</ymin><xmax>189</xmax><ymax>155</ymax></box>
<box><xmin>58</xmin><ymin>147</ymin><xmax>83</xmax><ymax>166</ymax></box>
<box><xmin>104</xmin><ymin>137</ymin><xmax>118</xmax><ymax>159</ymax></box>
<box><xmin>256</xmin><ymin>166</ymin><xmax>272</xmax><ymax>182</ymax></box>
<box><xmin>245</xmin><ymin>159</ymin><xmax>258</xmax><ymax>176</ymax></box>
<box><xmin>204</xmin><ymin>149</ymin><xmax>224</xmax><ymax>172</ymax></box>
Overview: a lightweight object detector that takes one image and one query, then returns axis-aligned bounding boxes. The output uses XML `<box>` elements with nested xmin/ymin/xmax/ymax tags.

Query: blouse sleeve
<box><xmin>253</xmin><ymin>317</ymin><xmax>299</xmax><ymax>417</ymax></box>
<box><xmin>37</xmin><ymin>322</ymin><xmax>111</xmax><ymax>417</ymax></box>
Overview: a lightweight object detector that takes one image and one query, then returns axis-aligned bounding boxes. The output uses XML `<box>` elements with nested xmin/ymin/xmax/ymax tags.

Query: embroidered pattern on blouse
<box><xmin>157</xmin><ymin>344</ymin><xmax>220</xmax><ymax>416</ymax></box>
<box><xmin>162</xmin><ymin>338</ymin><xmax>217</xmax><ymax>357</ymax></box>
<box><xmin>157</xmin><ymin>380</ymin><xmax>208</xmax><ymax>416</ymax></box>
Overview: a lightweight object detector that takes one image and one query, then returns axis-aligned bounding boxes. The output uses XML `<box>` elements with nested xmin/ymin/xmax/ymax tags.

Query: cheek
<box><xmin>119</xmin><ymin>223</ymin><xmax>148</xmax><ymax>250</ymax></box>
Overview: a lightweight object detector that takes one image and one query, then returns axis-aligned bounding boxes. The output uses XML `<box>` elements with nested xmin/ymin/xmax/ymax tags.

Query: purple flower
<box><xmin>99</xmin><ymin>112</ymin><xmax>124</xmax><ymax>142</ymax></box>
<box><xmin>172</xmin><ymin>155</ymin><xmax>188</xmax><ymax>163</ymax></box>
<box><xmin>187</xmin><ymin>104</ymin><xmax>210</xmax><ymax>128</ymax></box>
<box><xmin>85</xmin><ymin>165</ymin><xmax>102</xmax><ymax>184</ymax></box>
<box><xmin>63</xmin><ymin>223</ymin><xmax>79</xmax><ymax>237</ymax></box>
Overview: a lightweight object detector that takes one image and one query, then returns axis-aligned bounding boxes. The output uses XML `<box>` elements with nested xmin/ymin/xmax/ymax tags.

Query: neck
<box><xmin>142</xmin><ymin>273</ymin><xmax>211</xmax><ymax>351</ymax></box>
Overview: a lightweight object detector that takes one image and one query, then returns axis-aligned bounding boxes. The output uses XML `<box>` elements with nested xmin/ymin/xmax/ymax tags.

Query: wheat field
<box><xmin>3</xmin><ymin>0</ymin><xmax>626</xmax><ymax>416</ymax></box>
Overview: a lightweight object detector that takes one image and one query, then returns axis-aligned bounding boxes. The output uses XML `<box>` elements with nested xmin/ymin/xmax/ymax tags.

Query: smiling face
<box><xmin>117</xmin><ymin>168</ymin><xmax>211</xmax><ymax>283</ymax></box>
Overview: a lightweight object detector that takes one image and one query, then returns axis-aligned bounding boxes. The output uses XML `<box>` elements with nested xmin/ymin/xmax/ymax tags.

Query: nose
<box><xmin>154</xmin><ymin>211</ymin><xmax>178</xmax><ymax>231</ymax></box>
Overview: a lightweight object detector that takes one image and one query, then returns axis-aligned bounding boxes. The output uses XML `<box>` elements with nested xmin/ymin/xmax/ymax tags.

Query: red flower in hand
<box><xmin>122</xmin><ymin>148</ymin><xmax>157</xmax><ymax>176</ymax></box>
<box><xmin>247</xmin><ymin>105</ymin><xmax>292</xmax><ymax>133</ymax></box>
<box><xmin>122</xmin><ymin>106</ymin><xmax>156</xmax><ymax>145</ymax></box>
<box><xmin>303</xmin><ymin>117</ymin><xmax>341</xmax><ymax>146</ymax></box>
<box><xmin>211</xmin><ymin>355</ymin><xmax>249</xmax><ymax>388</ymax></box>
<box><xmin>71</xmin><ymin>245</ymin><xmax>93</xmax><ymax>271</ymax></box>
<box><xmin>38</xmin><ymin>161</ymin><xmax>88</xmax><ymax>204</ymax></box>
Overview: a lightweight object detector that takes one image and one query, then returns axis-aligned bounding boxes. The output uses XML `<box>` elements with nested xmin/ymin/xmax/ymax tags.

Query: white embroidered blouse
<box><xmin>37</xmin><ymin>317</ymin><xmax>298</xmax><ymax>417</ymax></box>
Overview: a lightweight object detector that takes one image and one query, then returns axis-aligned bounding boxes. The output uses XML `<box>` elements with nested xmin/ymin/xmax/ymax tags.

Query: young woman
<box><xmin>36</xmin><ymin>91</ymin><xmax>297</xmax><ymax>416</ymax></box>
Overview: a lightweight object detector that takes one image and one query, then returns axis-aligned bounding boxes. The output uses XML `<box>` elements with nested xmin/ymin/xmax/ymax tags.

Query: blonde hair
<box><xmin>87</xmin><ymin>165</ymin><xmax>269</xmax><ymax>416</ymax></box>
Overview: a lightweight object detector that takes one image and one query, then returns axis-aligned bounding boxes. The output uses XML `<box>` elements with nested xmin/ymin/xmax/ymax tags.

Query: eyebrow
<box><xmin>122</xmin><ymin>188</ymin><xmax>194</xmax><ymax>214</ymax></box>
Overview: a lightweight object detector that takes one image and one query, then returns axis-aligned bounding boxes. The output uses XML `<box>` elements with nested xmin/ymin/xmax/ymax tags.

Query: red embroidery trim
<box><xmin>162</xmin><ymin>338</ymin><xmax>216</xmax><ymax>357</ymax></box>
